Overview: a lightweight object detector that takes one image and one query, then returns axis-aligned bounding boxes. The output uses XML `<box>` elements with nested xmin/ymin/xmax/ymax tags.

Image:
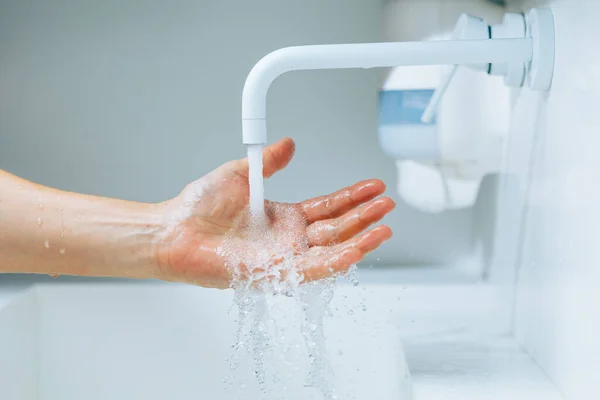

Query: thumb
<box><xmin>228</xmin><ymin>137</ymin><xmax>296</xmax><ymax>179</ymax></box>
<box><xmin>261</xmin><ymin>137</ymin><xmax>295</xmax><ymax>178</ymax></box>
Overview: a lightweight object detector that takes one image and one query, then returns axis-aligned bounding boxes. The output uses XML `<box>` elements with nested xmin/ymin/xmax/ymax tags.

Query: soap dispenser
<box><xmin>378</xmin><ymin>13</ymin><xmax>533</xmax><ymax>213</ymax></box>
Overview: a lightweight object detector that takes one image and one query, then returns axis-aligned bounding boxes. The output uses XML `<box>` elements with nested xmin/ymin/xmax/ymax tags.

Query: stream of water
<box><xmin>217</xmin><ymin>144</ymin><xmax>351</xmax><ymax>398</ymax></box>
<box><xmin>247</xmin><ymin>144</ymin><xmax>265</xmax><ymax>220</ymax></box>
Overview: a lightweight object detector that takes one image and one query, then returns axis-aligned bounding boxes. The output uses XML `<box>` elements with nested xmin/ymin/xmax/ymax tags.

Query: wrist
<box><xmin>150</xmin><ymin>199</ymin><xmax>190</xmax><ymax>283</ymax></box>
<box><xmin>118</xmin><ymin>202</ymin><xmax>167</xmax><ymax>280</ymax></box>
<box><xmin>110</xmin><ymin>202</ymin><xmax>167</xmax><ymax>280</ymax></box>
<box><xmin>60</xmin><ymin>196</ymin><xmax>167</xmax><ymax>280</ymax></box>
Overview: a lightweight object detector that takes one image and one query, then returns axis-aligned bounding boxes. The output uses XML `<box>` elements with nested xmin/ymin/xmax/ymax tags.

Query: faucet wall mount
<box><xmin>526</xmin><ymin>8</ymin><xmax>555</xmax><ymax>91</ymax></box>
<box><xmin>422</xmin><ymin>8</ymin><xmax>554</xmax><ymax>123</ymax></box>
<box><xmin>241</xmin><ymin>7</ymin><xmax>555</xmax><ymax>145</ymax></box>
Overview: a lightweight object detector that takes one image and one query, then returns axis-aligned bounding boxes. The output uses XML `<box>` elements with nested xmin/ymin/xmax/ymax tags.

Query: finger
<box><xmin>262</xmin><ymin>137</ymin><xmax>295</xmax><ymax>178</ymax></box>
<box><xmin>342</xmin><ymin>225</ymin><xmax>393</xmax><ymax>254</ymax></box>
<box><xmin>228</xmin><ymin>137</ymin><xmax>295</xmax><ymax>179</ymax></box>
<box><xmin>307</xmin><ymin>197</ymin><xmax>395</xmax><ymax>246</ymax></box>
<box><xmin>300</xmin><ymin>247</ymin><xmax>363</xmax><ymax>283</ymax></box>
<box><xmin>301</xmin><ymin>225</ymin><xmax>392</xmax><ymax>283</ymax></box>
<box><xmin>301</xmin><ymin>179</ymin><xmax>386</xmax><ymax>223</ymax></box>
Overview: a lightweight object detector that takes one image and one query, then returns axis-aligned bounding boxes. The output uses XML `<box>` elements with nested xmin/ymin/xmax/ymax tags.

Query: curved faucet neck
<box><xmin>241</xmin><ymin>38</ymin><xmax>533</xmax><ymax>145</ymax></box>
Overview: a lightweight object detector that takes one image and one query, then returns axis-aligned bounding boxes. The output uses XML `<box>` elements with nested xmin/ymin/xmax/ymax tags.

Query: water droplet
<box><xmin>37</xmin><ymin>217</ymin><xmax>42</xmax><ymax>226</ymax></box>
<box><xmin>16</xmin><ymin>185</ymin><xmax>22</xmax><ymax>190</ymax></box>
<box><xmin>59</xmin><ymin>248</ymin><xmax>66</xmax><ymax>255</ymax></box>
<box><xmin>44</xmin><ymin>240</ymin><xmax>50</xmax><ymax>249</ymax></box>
<box><xmin>60</xmin><ymin>230</ymin><xmax>64</xmax><ymax>239</ymax></box>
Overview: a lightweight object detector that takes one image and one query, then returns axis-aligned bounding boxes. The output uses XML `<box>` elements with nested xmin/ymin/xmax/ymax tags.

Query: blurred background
<box><xmin>0</xmin><ymin>0</ymin><xmax>494</xmax><ymax>268</ymax></box>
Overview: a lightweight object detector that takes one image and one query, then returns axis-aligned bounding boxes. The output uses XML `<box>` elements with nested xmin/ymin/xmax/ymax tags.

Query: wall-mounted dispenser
<box><xmin>378</xmin><ymin>12</ymin><xmax>530</xmax><ymax>213</ymax></box>
<box><xmin>241</xmin><ymin>8</ymin><xmax>555</xmax><ymax>212</ymax></box>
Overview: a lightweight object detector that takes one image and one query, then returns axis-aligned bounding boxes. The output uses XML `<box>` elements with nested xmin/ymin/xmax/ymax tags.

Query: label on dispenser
<box><xmin>378</xmin><ymin>89</ymin><xmax>439</xmax><ymax>160</ymax></box>
<box><xmin>378</xmin><ymin>89</ymin><xmax>436</xmax><ymax>125</ymax></box>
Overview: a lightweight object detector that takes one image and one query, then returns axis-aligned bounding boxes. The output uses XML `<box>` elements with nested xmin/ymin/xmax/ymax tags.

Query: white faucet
<box><xmin>241</xmin><ymin>7</ymin><xmax>555</xmax><ymax>145</ymax></box>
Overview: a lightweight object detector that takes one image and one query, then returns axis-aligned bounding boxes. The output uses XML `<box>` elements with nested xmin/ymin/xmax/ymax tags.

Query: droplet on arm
<box><xmin>37</xmin><ymin>217</ymin><xmax>42</xmax><ymax>226</ymax></box>
<box><xmin>44</xmin><ymin>240</ymin><xmax>50</xmax><ymax>249</ymax></box>
<box><xmin>59</xmin><ymin>248</ymin><xmax>66</xmax><ymax>255</ymax></box>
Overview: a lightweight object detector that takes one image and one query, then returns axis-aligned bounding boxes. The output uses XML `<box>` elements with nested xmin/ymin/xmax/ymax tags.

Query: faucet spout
<box><xmin>241</xmin><ymin>38</ymin><xmax>533</xmax><ymax>145</ymax></box>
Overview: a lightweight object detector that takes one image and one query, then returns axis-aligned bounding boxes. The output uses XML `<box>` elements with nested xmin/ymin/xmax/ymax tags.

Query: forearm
<box><xmin>0</xmin><ymin>170</ymin><xmax>163</xmax><ymax>279</ymax></box>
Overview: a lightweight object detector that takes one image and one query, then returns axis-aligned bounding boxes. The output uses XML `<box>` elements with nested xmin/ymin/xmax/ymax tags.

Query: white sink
<box><xmin>0</xmin><ymin>269</ymin><xmax>562</xmax><ymax>400</ymax></box>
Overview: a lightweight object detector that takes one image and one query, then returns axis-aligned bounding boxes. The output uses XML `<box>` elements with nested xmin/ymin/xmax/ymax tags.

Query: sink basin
<box><xmin>0</xmin><ymin>269</ymin><xmax>562</xmax><ymax>399</ymax></box>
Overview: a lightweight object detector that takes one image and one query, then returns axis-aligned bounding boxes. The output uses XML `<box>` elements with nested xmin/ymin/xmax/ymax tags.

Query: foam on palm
<box><xmin>219</xmin><ymin>204</ymin><xmax>354</xmax><ymax>399</ymax></box>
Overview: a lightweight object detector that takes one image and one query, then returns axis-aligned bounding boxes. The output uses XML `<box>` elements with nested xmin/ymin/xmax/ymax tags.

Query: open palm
<box><xmin>156</xmin><ymin>138</ymin><xmax>395</xmax><ymax>289</ymax></box>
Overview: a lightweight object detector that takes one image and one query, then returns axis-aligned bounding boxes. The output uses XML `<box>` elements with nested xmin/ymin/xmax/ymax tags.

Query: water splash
<box><xmin>299</xmin><ymin>280</ymin><xmax>337</xmax><ymax>399</ymax></box>
<box><xmin>219</xmin><ymin>204</ymin><xmax>352</xmax><ymax>399</ymax></box>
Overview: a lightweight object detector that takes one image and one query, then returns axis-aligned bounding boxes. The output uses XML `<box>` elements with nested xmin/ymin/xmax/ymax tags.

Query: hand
<box><xmin>155</xmin><ymin>138</ymin><xmax>395</xmax><ymax>289</ymax></box>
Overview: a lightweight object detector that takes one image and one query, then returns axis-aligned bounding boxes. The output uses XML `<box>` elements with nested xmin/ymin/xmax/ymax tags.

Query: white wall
<box><xmin>492</xmin><ymin>1</ymin><xmax>600</xmax><ymax>398</ymax></box>
<box><xmin>383</xmin><ymin>0</ymin><xmax>505</xmax><ymax>42</ymax></box>
<box><xmin>0</xmin><ymin>0</ymin><xmax>476</xmax><ymax>266</ymax></box>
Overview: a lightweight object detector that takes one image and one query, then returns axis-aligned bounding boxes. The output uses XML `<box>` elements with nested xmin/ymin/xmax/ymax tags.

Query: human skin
<box><xmin>0</xmin><ymin>138</ymin><xmax>395</xmax><ymax>289</ymax></box>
